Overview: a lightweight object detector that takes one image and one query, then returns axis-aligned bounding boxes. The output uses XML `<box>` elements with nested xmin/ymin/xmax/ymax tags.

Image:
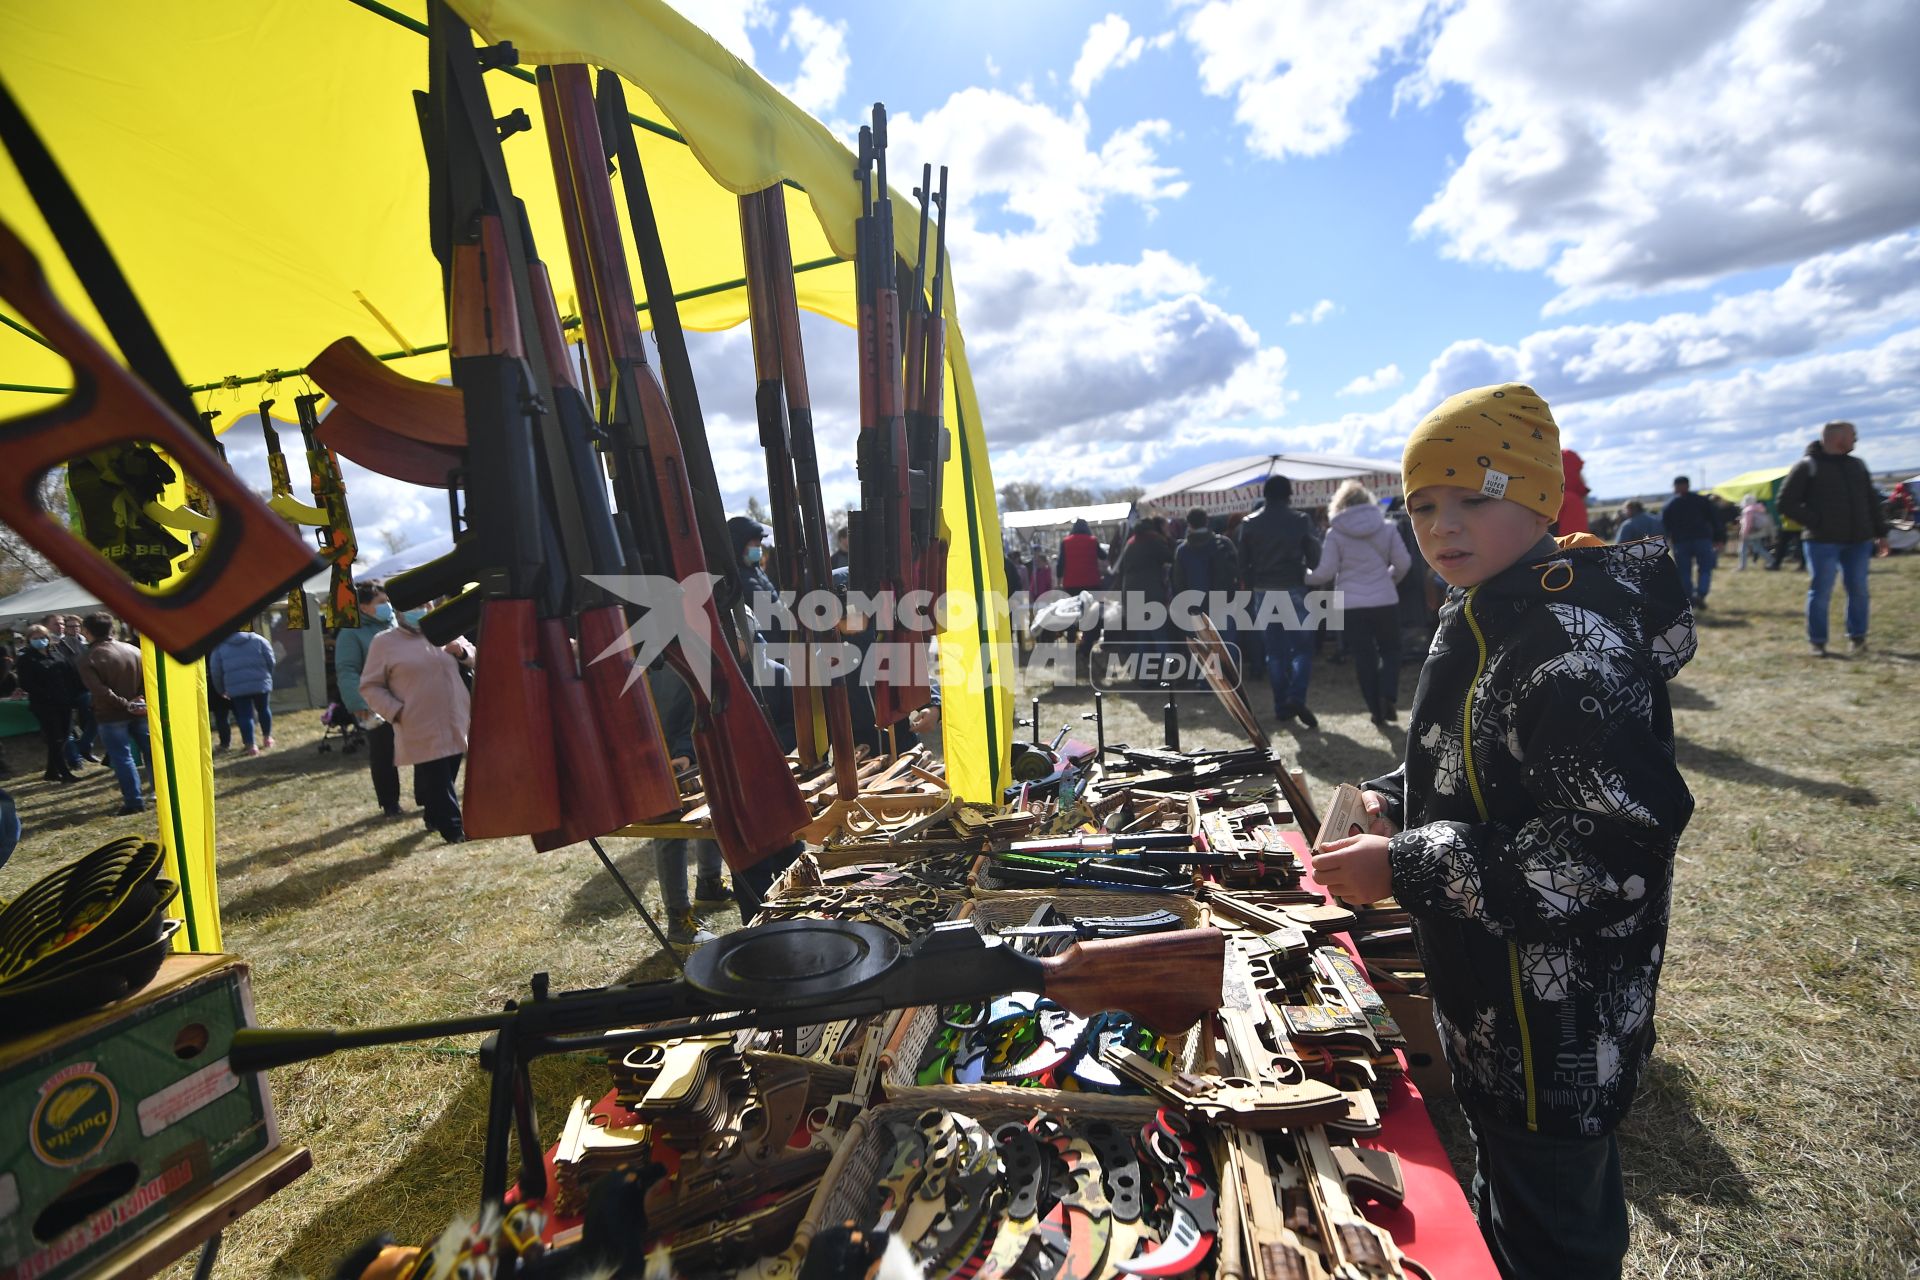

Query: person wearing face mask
<box><xmin>358</xmin><ymin>599</ymin><xmax>476</xmax><ymax>843</ymax></box>
<box><xmin>17</xmin><ymin>625</ymin><xmax>85</xmax><ymax>783</ymax></box>
<box><xmin>209</xmin><ymin>625</ymin><xmax>279</xmax><ymax>756</ymax></box>
<box><xmin>334</xmin><ymin>581</ymin><xmax>403</xmax><ymax>817</ymax></box>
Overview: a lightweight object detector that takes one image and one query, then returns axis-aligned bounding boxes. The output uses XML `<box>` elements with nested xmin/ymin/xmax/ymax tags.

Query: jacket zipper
<box><xmin>1460</xmin><ymin>586</ymin><xmax>1539</xmax><ymax>1131</ymax></box>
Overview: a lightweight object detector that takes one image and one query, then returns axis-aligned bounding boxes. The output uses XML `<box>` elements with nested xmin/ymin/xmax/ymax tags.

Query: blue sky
<box><xmin>685</xmin><ymin>0</ymin><xmax>1920</xmax><ymax>508</ymax></box>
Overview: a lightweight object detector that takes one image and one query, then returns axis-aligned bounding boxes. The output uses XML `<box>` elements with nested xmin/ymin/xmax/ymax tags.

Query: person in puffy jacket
<box><xmin>359</xmin><ymin>601</ymin><xmax>475</xmax><ymax>843</ymax></box>
<box><xmin>1316</xmin><ymin>383</ymin><xmax>1694</xmax><ymax>1280</ymax></box>
<box><xmin>1306</xmin><ymin>482</ymin><xmax>1411</xmax><ymax>723</ymax></box>
<box><xmin>208</xmin><ymin>627</ymin><xmax>277</xmax><ymax>755</ymax></box>
<box><xmin>334</xmin><ymin>582</ymin><xmax>403</xmax><ymax>816</ymax></box>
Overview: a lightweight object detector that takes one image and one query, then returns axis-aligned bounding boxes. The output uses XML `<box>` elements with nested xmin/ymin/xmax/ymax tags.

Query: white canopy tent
<box><xmin>0</xmin><ymin>575</ymin><xmax>106</xmax><ymax>630</ymax></box>
<box><xmin>1142</xmin><ymin>453</ymin><xmax>1403</xmax><ymax>518</ymax></box>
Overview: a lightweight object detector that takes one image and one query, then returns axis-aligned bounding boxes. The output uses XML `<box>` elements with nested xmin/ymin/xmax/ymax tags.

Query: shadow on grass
<box><xmin>1678</xmin><ymin>739</ymin><xmax>1878</xmax><ymax>806</ymax></box>
<box><xmin>274</xmin><ymin>1052</ymin><xmax>607</xmax><ymax>1279</ymax></box>
<box><xmin>1666</xmin><ymin>681</ymin><xmax>1718</xmax><ymax>711</ymax></box>
<box><xmin>1618</xmin><ymin>1055</ymin><xmax>1755</xmax><ymax>1233</ymax></box>
<box><xmin>224</xmin><ymin>830</ymin><xmax>434</xmax><ymax>918</ymax></box>
<box><xmin>220</xmin><ymin>812</ymin><xmax>395</xmax><ymax>876</ymax></box>
<box><xmin>565</xmin><ymin>840</ymin><xmax>667</xmax><ymax>928</ymax></box>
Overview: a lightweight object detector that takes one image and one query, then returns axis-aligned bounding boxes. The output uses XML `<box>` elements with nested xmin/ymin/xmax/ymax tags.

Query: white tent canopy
<box><xmin>0</xmin><ymin>576</ymin><xmax>106</xmax><ymax>630</ymax></box>
<box><xmin>1000</xmin><ymin>502</ymin><xmax>1134</xmax><ymax>533</ymax></box>
<box><xmin>1142</xmin><ymin>453</ymin><xmax>1402</xmax><ymax>518</ymax></box>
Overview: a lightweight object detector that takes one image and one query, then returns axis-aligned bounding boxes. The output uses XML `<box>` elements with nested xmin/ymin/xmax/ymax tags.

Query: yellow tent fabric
<box><xmin>0</xmin><ymin>2</ymin><xmax>1014</xmax><ymax>830</ymax></box>
<box><xmin>1709</xmin><ymin>465</ymin><xmax>1800</xmax><ymax>531</ymax></box>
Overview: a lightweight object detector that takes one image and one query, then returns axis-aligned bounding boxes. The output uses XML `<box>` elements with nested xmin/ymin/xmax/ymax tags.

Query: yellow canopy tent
<box><xmin>0</xmin><ymin>0</ymin><xmax>1016</xmax><ymax>947</ymax></box>
<box><xmin>1709</xmin><ymin>465</ymin><xmax>1799</xmax><ymax>530</ymax></box>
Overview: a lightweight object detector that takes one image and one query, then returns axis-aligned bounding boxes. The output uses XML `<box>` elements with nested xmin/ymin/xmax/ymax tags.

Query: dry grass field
<box><xmin>1</xmin><ymin>552</ymin><xmax>1914</xmax><ymax>1278</ymax></box>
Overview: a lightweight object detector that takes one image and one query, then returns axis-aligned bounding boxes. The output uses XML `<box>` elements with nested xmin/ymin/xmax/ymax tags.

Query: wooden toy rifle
<box><xmin>741</xmin><ymin>185</ymin><xmax>861</xmax><ymax>800</ymax></box>
<box><xmin>739</xmin><ymin>188</ymin><xmax>821</xmax><ymax>766</ymax></box>
<box><xmin>541</xmin><ymin>63</ymin><xmax>807</xmax><ymax>870</ymax></box>
<box><xmin>378</xmin><ymin>0</ymin><xmax>563</xmax><ymax>837</ymax></box>
<box><xmin>228</xmin><ymin>919</ymin><xmax>1227</xmax><ymax>1205</ymax></box>
<box><xmin>906</xmin><ymin>164</ymin><xmax>952</xmax><ymax>602</ymax></box>
<box><xmin>593</xmin><ymin>70</ymin><xmax>744</xmax><ymax>647</ymax></box>
<box><xmin>292</xmin><ymin>392</ymin><xmax>361</xmax><ymax>628</ymax></box>
<box><xmin>0</xmin><ymin>78</ymin><xmax>317</xmax><ymax>660</ymax></box>
<box><xmin>848</xmin><ymin>106</ymin><xmax>931</xmax><ymax>729</ymax></box>
<box><xmin>254</xmin><ymin>396</ymin><xmax>330</xmax><ymax>629</ymax></box>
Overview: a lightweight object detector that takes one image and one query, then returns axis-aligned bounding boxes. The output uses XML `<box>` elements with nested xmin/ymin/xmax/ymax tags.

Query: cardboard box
<box><xmin>0</xmin><ymin>955</ymin><xmax>279</xmax><ymax>1280</ymax></box>
<box><xmin>1382</xmin><ymin>992</ymin><xmax>1453</xmax><ymax>1102</ymax></box>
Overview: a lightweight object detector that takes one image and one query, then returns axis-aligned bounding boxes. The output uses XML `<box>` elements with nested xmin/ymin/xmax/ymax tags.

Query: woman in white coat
<box><xmin>1306</xmin><ymin>480</ymin><xmax>1411</xmax><ymax>724</ymax></box>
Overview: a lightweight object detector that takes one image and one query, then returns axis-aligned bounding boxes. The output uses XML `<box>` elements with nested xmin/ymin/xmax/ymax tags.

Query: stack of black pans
<box><xmin>0</xmin><ymin>837</ymin><xmax>180</xmax><ymax>1038</ymax></box>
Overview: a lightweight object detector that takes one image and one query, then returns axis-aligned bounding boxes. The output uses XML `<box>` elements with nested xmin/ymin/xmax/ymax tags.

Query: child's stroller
<box><xmin>317</xmin><ymin>702</ymin><xmax>366</xmax><ymax>754</ymax></box>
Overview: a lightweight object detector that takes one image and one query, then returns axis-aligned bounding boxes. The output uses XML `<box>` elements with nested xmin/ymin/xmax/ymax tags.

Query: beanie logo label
<box><xmin>1481</xmin><ymin>468</ymin><xmax>1510</xmax><ymax>499</ymax></box>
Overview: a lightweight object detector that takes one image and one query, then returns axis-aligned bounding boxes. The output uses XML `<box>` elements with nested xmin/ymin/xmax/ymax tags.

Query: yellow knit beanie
<box><xmin>1402</xmin><ymin>383</ymin><xmax>1563</xmax><ymax>518</ymax></box>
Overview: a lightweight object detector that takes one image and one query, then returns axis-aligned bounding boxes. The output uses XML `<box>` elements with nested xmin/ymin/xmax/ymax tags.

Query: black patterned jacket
<box><xmin>1364</xmin><ymin>536</ymin><xmax>1696</xmax><ymax>1137</ymax></box>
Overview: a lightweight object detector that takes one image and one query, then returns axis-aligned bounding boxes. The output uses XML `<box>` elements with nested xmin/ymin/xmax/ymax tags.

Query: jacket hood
<box><xmin>1329</xmin><ymin>503</ymin><xmax>1388</xmax><ymax>537</ymax></box>
<box><xmin>1477</xmin><ymin>536</ymin><xmax>1696</xmax><ymax>681</ymax></box>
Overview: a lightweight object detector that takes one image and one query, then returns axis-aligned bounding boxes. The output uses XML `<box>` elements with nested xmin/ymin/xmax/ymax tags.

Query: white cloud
<box><xmin>670</xmin><ymin>0</ymin><xmax>775</xmax><ymax>64</ymax></box>
<box><xmin>1399</xmin><ymin>230</ymin><xmax>1920</xmax><ymax>410</ymax></box>
<box><xmin>1288</xmin><ymin>298</ymin><xmax>1336</xmax><ymax>325</ymax></box>
<box><xmin>1412</xmin><ymin>0</ymin><xmax>1920</xmax><ymax>309</ymax></box>
<box><xmin>1338</xmin><ymin>363</ymin><xmax>1404</xmax><ymax>396</ymax></box>
<box><xmin>1183</xmin><ymin>0</ymin><xmax>1432</xmax><ymax>159</ymax></box>
<box><xmin>777</xmin><ymin>6</ymin><xmax>849</xmax><ymax>116</ymax></box>
<box><xmin>985</xmin><ymin>55</ymin><xmax>1000</xmax><ymax>79</ymax></box>
<box><xmin>1189</xmin><ymin>0</ymin><xmax>1920</xmax><ymax>310</ymax></box>
<box><xmin>1071</xmin><ymin>14</ymin><xmax>1147</xmax><ymax>98</ymax></box>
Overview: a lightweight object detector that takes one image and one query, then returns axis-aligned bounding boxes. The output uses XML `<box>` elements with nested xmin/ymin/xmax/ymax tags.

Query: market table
<box><xmin>1286</xmin><ymin>828</ymin><xmax>1499</xmax><ymax>1279</ymax></box>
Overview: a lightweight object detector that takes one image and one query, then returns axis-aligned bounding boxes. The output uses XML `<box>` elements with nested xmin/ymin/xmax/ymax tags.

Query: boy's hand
<box><xmin>1314</xmin><ymin>833</ymin><xmax>1394</xmax><ymax>905</ymax></box>
<box><xmin>1360</xmin><ymin>789</ymin><xmax>1399</xmax><ymax>837</ymax></box>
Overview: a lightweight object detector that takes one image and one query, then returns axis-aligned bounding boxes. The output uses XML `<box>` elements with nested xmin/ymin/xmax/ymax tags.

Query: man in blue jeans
<box><xmin>1660</xmin><ymin>476</ymin><xmax>1719</xmax><ymax>610</ymax></box>
<box><xmin>77</xmin><ymin>613</ymin><xmax>150</xmax><ymax>815</ymax></box>
<box><xmin>1778</xmin><ymin>421</ymin><xmax>1891</xmax><ymax>656</ymax></box>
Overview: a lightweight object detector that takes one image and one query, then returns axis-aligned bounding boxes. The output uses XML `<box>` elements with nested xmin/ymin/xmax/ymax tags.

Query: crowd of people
<box><xmin>1602</xmin><ymin>420</ymin><xmax>1897</xmax><ymax>653</ymax></box>
<box><xmin>1005</xmin><ymin>474</ymin><xmax>1435</xmax><ymax>728</ymax></box>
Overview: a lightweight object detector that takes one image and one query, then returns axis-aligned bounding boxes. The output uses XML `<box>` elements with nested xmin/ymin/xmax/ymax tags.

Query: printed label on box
<box><xmin>137</xmin><ymin>1059</ymin><xmax>239</xmax><ymax>1138</ymax></box>
<box><xmin>29</xmin><ymin>1065</ymin><xmax>118</xmax><ymax>1168</ymax></box>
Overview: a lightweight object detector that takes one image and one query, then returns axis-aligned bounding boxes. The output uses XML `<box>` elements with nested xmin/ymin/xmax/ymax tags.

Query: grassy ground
<box><xmin>1</xmin><ymin>555</ymin><xmax>1915</xmax><ymax>1277</ymax></box>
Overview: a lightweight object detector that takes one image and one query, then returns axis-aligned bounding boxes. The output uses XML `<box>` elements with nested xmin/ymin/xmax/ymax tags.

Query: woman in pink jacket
<box><xmin>1306</xmin><ymin>480</ymin><xmax>1412</xmax><ymax>725</ymax></box>
<box><xmin>358</xmin><ymin>603</ymin><xmax>475</xmax><ymax>843</ymax></box>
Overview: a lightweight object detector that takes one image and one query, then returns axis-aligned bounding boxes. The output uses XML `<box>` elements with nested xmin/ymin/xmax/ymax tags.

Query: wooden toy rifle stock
<box><xmin>541</xmin><ymin>63</ymin><xmax>807</xmax><ymax>871</ymax></box>
<box><xmin>0</xmin><ymin>78</ymin><xmax>317</xmax><ymax>661</ymax></box>
<box><xmin>741</xmin><ymin>186</ymin><xmax>860</xmax><ymax>800</ymax></box>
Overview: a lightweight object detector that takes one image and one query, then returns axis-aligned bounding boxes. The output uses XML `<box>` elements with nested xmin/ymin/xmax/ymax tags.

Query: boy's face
<box><xmin>1407</xmin><ymin>485</ymin><xmax>1552</xmax><ymax>588</ymax></box>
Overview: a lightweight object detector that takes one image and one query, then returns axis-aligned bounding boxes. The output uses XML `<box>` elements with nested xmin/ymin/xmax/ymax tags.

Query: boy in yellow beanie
<box><xmin>1315</xmin><ymin>383</ymin><xmax>1696</xmax><ymax>1278</ymax></box>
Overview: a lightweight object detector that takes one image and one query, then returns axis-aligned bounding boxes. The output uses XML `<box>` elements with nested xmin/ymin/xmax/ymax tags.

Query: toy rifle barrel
<box><xmin>595</xmin><ymin>70</ymin><xmax>745</xmax><ymax>627</ymax></box>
